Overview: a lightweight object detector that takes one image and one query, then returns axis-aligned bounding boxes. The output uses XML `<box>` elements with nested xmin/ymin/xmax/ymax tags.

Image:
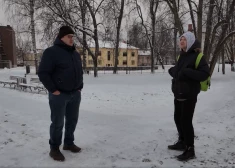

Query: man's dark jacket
<box><xmin>38</xmin><ymin>38</ymin><xmax>83</xmax><ymax>93</ymax></box>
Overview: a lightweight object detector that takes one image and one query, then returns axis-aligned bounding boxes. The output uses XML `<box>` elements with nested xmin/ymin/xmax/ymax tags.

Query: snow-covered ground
<box><xmin>0</xmin><ymin>66</ymin><xmax>235</xmax><ymax>168</ymax></box>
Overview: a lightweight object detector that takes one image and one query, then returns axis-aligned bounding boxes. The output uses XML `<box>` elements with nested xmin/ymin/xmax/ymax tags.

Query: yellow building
<box><xmin>78</xmin><ymin>40</ymin><xmax>139</xmax><ymax>67</ymax></box>
<box><xmin>25</xmin><ymin>49</ymin><xmax>43</xmax><ymax>66</ymax></box>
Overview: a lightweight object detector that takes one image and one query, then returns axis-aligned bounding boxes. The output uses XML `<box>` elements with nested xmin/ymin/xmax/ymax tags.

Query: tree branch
<box><xmin>95</xmin><ymin>0</ymin><xmax>106</xmax><ymax>15</ymax></box>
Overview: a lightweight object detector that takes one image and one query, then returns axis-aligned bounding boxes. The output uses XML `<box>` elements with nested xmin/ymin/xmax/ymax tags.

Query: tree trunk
<box><xmin>222</xmin><ymin>48</ymin><xmax>225</xmax><ymax>74</ymax></box>
<box><xmin>93</xmin><ymin>57</ymin><xmax>98</xmax><ymax>77</ymax></box>
<box><xmin>187</xmin><ymin>0</ymin><xmax>197</xmax><ymax>37</ymax></box>
<box><xmin>197</xmin><ymin>0</ymin><xmax>203</xmax><ymax>42</ymax></box>
<box><xmin>113</xmin><ymin>0</ymin><xmax>125</xmax><ymax>74</ymax></box>
<box><xmin>21</xmin><ymin>50</ymin><xmax>25</xmax><ymax>66</ymax></box>
<box><xmin>203</xmin><ymin>0</ymin><xmax>215</xmax><ymax>62</ymax></box>
<box><xmin>150</xmin><ymin>0</ymin><xmax>156</xmax><ymax>73</ymax></box>
<box><xmin>231</xmin><ymin>38</ymin><xmax>235</xmax><ymax>71</ymax></box>
<box><xmin>231</xmin><ymin>54</ymin><xmax>235</xmax><ymax>71</ymax></box>
<box><xmin>81</xmin><ymin>0</ymin><xmax>87</xmax><ymax>71</ymax></box>
<box><xmin>30</xmin><ymin>0</ymin><xmax>38</xmax><ymax>74</ymax></box>
<box><xmin>174</xmin><ymin>25</ymin><xmax>177</xmax><ymax>63</ymax></box>
<box><xmin>113</xmin><ymin>37</ymin><xmax>119</xmax><ymax>74</ymax></box>
<box><xmin>94</xmin><ymin>37</ymin><xmax>99</xmax><ymax>77</ymax></box>
<box><xmin>82</xmin><ymin>34</ymin><xmax>87</xmax><ymax>71</ymax></box>
<box><xmin>230</xmin><ymin>10</ymin><xmax>235</xmax><ymax>71</ymax></box>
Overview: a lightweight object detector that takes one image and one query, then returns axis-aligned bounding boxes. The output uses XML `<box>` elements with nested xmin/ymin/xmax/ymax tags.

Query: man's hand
<box><xmin>52</xmin><ymin>90</ymin><xmax>60</xmax><ymax>95</ymax></box>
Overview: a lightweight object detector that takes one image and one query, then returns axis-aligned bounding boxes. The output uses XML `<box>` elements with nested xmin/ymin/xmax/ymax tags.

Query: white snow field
<box><xmin>0</xmin><ymin>66</ymin><xmax>234</xmax><ymax>168</ymax></box>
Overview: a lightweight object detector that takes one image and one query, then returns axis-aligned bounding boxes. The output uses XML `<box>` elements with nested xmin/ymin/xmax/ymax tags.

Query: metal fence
<box><xmin>83</xmin><ymin>66</ymin><xmax>166</xmax><ymax>74</ymax></box>
<box><xmin>85</xmin><ymin>66</ymin><xmax>158</xmax><ymax>71</ymax></box>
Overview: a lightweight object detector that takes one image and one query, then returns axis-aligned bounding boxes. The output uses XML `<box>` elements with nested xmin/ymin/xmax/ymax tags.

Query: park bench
<box><xmin>0</xmin><ymin>80</ymin><xmax>17</xmax><ymax>89</ymax></box>
<box><xmin>18</xmin><ymin>83</ymin><xmax>47</xmax><ymax>94</ymax></box>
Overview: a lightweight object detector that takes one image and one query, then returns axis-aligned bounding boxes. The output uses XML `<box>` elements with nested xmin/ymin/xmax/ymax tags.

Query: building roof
<box><xmin>0</xmin><ymin>25</ymin><xmax>14</xmax><ymax>30</ymax></box>
<box><xmin>138</xmin><ymin>50</ymin><xmax>151</xmax><ymax>56</ymax></box>
<box><xmin>86</xmin><ymin>40</ymin><xmax>139</xmax><ymax>49</ymax></box>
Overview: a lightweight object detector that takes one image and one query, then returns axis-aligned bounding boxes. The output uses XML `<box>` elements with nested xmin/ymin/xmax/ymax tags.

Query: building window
<box><xmin>88</xmin><ymin>60</ymin><xmax>93</xmax><ymax>65</ymax></box>
<box><xmin>132</xmin><ymin>60</ymin><xmax>135</xmax><ymax>65</ymax></box>
<box><xmin>123</xmin><ymin>52</ymin><xmax>127</xmax><ymax>56</ymax></box>
<box><xmin>123</xmin><ymin>60</ymin><xmax>127</xmax><ymax>65</ymax></box>
<box><xmin>98</xmin><ymin>60</ymin><xmax>102</xmax><ymax>65</ymax></box>
<box><xmin>131</xmin><ymin>52</ymin><xmax>135</xmax><ymax>56</ymax></box>
<box><xmin>107</xmin><ymin>51</ymin><xmax>111</xmax><ymax>60</ymax></box>
<box><xmin>98</xmin><ymin>51</ymin><xmax>101</xmax><ymax>56</ymax></box>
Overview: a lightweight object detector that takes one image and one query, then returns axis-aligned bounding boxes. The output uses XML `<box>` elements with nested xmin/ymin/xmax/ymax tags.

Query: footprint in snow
<box><xmin>142</xmin><ymin>158</ymin><xmax>151</xmax><ymax>162</ymax></box>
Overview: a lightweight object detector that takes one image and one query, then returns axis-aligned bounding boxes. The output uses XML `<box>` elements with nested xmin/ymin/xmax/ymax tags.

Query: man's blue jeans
<box><xmin>48</xmin><ymin>91</ymin><xmax>81</xmax><ymax>149</ymax></box>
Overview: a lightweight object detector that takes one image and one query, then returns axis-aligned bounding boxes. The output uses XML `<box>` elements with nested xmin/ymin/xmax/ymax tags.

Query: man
<box><xmin>168</xmin><ymin>32</ymin><xmax>210</xmax><ymax>161</ymax></box>
<box><xmin>38</xmin><ymin>26</ymin><xmax>83</xmax><ymax>161</ymax></box>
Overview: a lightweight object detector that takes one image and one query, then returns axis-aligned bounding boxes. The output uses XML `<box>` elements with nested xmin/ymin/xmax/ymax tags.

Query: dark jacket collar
<box><xmin>54</xmin><ymin>38</ymin><xmax>75</xmax><ymax>52</ymax></box>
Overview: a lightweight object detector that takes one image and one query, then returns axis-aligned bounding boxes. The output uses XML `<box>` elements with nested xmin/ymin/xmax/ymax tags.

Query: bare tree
<box><xmin>84</xmin><ymin>0</ymin><xmax>106</xmax><ymax>77</ymax></box>
<box><xmin>203</xmin><ymin>0</ymin><xmax>216</xmax><ymax>62</ymax></box>
<box><xmin>114</xmin><ymin>0</ymin><xmax>125</xmax><ymax>74</ymax></box>
<box><xmin>135</xmin><ymin>0</ymin><xmax>163</xmax><ymax>73</ymax></box>
<box><xmin>128</xmin><ymin>22</ymin><xmax>149</xmax><ymax>49</ymax></box>
<box><xmin>39</xmin><ymin>0</ymin><xmax>106</xmax><ymax>77</ymax></box>
<box><xmin>208</xmin><ymin>0</ymin><xmax>235</xmax><ymax>76</ymax></box>
<box><xmin>165</xmin><ymin>0</ymin><xmax>184</xmax><ymax>35</ymax></box>
<box><xmin>16</xmin><ymin>35</ymin><xmax>32</xmax><ymax>65</ymax></box>
<box><xmin>175</xmin><ymin>0</ymin><xmax>235</xmax><ymax>76</ymax></box>
<box><xmin>29</xmin><ymin>0</ymin><xmax>38</xmax><ymax>74</ymax></box>
<box><xmin>225</xmin><ymin>12</ymin><xmax>235</xmax><ymax>71</ymax></box>
<box><xmin>197</xmin><ymin>0</ymin><xmax>203</xmax><ymax>42</ymax></box>
<box><xmin>102</xmin><ymin>0</ymin><xmax>125</xmax><ymax>74</ymax></box>
<box><xmin>78</xmin><ymin>0</ymin><xmax>88</xmax><ymax>72</ymax></box>
<box><xmin>4</xmin><ymin>0</ymin><xmax>39</xmax><ymax>74</ymax></box>
<box><xmin>155</xmin><ymin>20</ymin><xmax>174</xmax><ymax>65</ymax></box>
<box><xmin>164</xmin><ymin>0</ymin><xmax>186</xmax><ymax>63</ymax></box>
<box><xmin>187</xmin><ymin>0</ymin><xmax>197</xmax><ymax>37</ymax></box>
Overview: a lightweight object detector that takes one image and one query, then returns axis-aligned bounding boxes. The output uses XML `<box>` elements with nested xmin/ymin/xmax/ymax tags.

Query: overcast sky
<box><xmin>0</xmin><ymin>5</ymin><xmax>8</xmax><ymax>25</ymax></box>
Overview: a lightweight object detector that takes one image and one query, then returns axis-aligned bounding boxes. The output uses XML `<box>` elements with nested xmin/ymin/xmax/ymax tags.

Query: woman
<box><xmin>168</xmin><ymin>31</ymin><xmax>210</xmax><ymax>161</ymax></box>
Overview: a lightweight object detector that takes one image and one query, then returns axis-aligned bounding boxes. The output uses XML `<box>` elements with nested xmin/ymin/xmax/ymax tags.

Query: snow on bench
<box><xmin>33</xmin><ymin>84</ymin><xmax>48</xmax><ymax>94</ymax></box>
<box><xmin>18</xmin><ymin>83</ymin><xmax>37</xmax><ymax>92</ymax></box>
<box><xmin>0</xmin><ymin>76</ymin><xmax>47</xmax><ymax>94</ymax></box>
<box><xmin>19</xmin><ymin>83</ymin><xmax>48</xmax><ymax>94</ymax></box>
<box><xmin>0</xmin><ymin>80</ymin><xmax>17</xmax><ymax>88</ymax></box>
